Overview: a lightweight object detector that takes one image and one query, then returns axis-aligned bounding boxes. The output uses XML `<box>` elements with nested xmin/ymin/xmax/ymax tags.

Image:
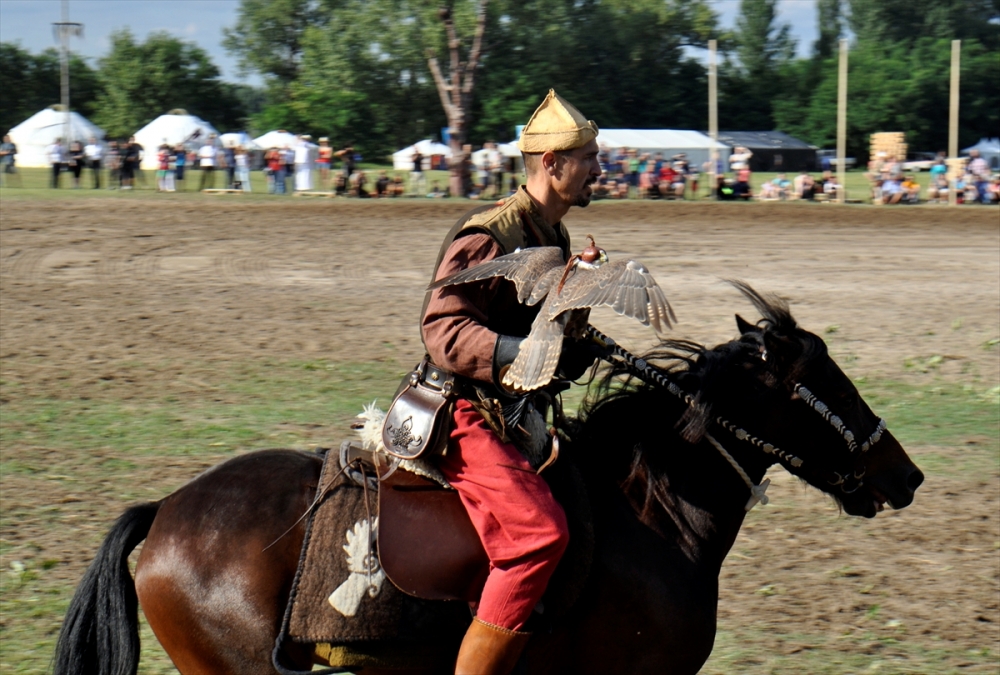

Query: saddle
<box><xmin>344</xmin><ymin>443</ymin><xmax>491</xmax><ymax>602</ymax></box>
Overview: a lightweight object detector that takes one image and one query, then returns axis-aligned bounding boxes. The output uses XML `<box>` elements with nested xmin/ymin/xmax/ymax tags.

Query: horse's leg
<box><xmin>135</xmin><ymin>450</ymin><xmax>322</xmax><ymax>674</ymax></box>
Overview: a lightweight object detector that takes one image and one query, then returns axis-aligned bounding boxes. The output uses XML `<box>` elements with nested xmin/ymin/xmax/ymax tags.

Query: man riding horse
<box><xmin>421</xmin><ymin>89</ymin><xmax>603</xmax><ymax>674</ymax></box>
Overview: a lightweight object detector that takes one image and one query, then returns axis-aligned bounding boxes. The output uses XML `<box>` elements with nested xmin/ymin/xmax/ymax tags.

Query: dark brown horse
<box><xmin>54</xmin><ymin>285</ymin><xmax>923</xmax><ymax>674</ymax></box>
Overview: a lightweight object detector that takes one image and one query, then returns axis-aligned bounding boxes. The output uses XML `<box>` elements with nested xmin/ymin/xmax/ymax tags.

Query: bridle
<box><xmin>585</xmin><ymin>326</ymin><xmax>889</xmax><ymax>511</ymax></box>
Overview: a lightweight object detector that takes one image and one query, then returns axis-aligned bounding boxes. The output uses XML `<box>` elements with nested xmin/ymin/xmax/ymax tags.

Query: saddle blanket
<box><xmin>285</xmin><ymin>446</ymin><xmax>469</xmax><ymax>665</ymax></box>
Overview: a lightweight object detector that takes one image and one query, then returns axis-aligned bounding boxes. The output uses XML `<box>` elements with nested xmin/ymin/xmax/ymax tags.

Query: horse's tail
<box><xmin>53</xmin><ymin>501</ymin><xmax>160</xmax><ymax>675</ymax></box>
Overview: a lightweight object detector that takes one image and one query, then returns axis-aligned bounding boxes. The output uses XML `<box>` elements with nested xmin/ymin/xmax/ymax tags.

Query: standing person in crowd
<box><xmin>47</xmin><ymin>137</ymin><xmax>65</xmax><ymax>188</ymax></box>
<box><xmin>68</xmin><ymin>139</ymin><xmax>86</xmax><ymax>188</ymax></box>
<box><xmin>266</xmin><ymin>147</ymin><xmax>285</xmax><ymax>194</ymax></box>
<box><xmin>334</xmin><ymin>142</ymin><xmax>355</xmax><ymax>184</ymax></box>
<box><xmin>120</xmin><ymin>137</ymin><xmax>142</xmax><ymax>190</ymax></box>
<box><xmin>105</xmin><ymin>141</ymin><xmax>120</xmax><ymax>189</ymax></box>
<box><xmin>1</xmin><ymin>134</ymin><xmax>20</xmax><ymax>188</ymax></box>
<box><xmin>223</xmin><ymin>142</ymin><xmax>237</xmax><ymax>190</ymax></box>
<box><xmin>410</xmin><ymin>147</ymin><xmax>425</xmax><ymax>196</ymax></box>
<box><xmin>127</xmin><ymin>136</ymin><xmax>145</xmax><ymax>188</ymax></box>
<box><xmin>198</xmin><ymin>136</ymin><xmax>218</xmax><ymax>191</ymax></box>
<box><xmin>156</xmin><ymin>144</ymin><xmax>173</xmax><ymax>192</ymax></box>
<box><xmin>488</xmin><ymin>141</ymin><xmax>504</xmax><ymax>198</ymax></box>
<box><xmin>284</xmin><ymin>144</ymin><xmax>296</xmax><ymax>189</ymax></box>
<box><xmin>173</xmin><ymin>143</ymin><xmax>187</xmax><ymax>191</ymax></box>
<box><xmin>967</xmin><ymin>149</ymin><xmax>990</xmax><ymax>203</ymax></box>
<box><xmin>84</xmin><ymin>136</ymin><xmax>102</xmax><ymax>189</ymax></box>
<box><xmin>317</xmin><ymin>137</ymin><xmax>333</xmax><ymax>189</ymax></box>
<box><xmin>294</xmin><ymin>135</ymin><xmax>312</xmax><ymax>192</ymax></box>
<box><xmin>235</xmin><ymin>146</ymin><xmax>251</xmax><ymax>192</ymax></box>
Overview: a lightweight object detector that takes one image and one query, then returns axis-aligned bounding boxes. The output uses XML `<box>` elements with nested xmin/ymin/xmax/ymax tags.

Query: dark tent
<box><xmin>715</xmin><ymin>131</ymin><xmax>817</xmax><ymax>172</ymax></box>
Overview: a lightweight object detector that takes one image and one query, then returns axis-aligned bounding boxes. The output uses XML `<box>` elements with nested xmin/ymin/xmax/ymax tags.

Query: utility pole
<box><xmin>52</xmin><ymin>0</ymin><xmax>83</xmax><ymax>145</ymax></box>
<box><xmin>708</xmin><ymin>39</ymin><xmax>718</xmax><ymax>200</ymax></box>
<box><xmin>948</xmin><ymin>40</ymin><xmax>960</xmax><ymax>207</ymax></box>
<box><xmin>836</xmin><ymin>39</ymin><xmax>848</xmax><ymax>204</ymax></box>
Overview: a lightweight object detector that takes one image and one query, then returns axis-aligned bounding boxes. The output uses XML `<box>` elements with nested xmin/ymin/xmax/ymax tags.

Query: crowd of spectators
<box><xmin>865</xmin><ymin>150</ymin><xmax>999</xmax><ymax>205</ymax></box>
<box><xmin>3</xmin><ymin>133</ymin><xmax>998</xmax><ymax>205</ymax></box>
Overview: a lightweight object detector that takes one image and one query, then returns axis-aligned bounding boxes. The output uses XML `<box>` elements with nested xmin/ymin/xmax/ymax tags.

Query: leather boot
<box><xmin>454</xmin><ymin>617</ymin><xmax>530</xmax><ymax>675</ymax></box>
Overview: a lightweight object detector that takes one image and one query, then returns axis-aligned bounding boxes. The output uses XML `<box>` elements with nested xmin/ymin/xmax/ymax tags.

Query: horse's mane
<box><xmin>577</xmin><ymin>281</ymin><xmax>826</xmax><ymax>530</ymax></box>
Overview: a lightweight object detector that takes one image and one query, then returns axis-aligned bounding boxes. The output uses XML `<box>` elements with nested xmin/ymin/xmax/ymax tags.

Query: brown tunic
<box><xmin>421</xmin><ymin>187</ymin><xmax>571</xmax><ymax>383</ymax></box>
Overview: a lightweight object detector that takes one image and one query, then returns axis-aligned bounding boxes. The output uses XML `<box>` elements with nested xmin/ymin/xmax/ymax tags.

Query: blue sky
<box><xmin>0</xmin><ymin>0</ymin><xmax>820</xmax><ymax>85</ymax></box>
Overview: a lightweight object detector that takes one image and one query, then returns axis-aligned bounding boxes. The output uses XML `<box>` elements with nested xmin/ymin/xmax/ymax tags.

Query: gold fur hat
<box><xmin>517</xmin><ymin>89</ymin><xmax>599</xmax><ymax>153</ymax></box>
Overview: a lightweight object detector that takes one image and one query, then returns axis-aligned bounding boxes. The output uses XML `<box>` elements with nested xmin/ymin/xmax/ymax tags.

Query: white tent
<box><xmin>220</xmin><ymin>132</ymin><xmax>259</xmax><ymax>150</ymax></box>
<box><xmin>596</xmin><ymin>129</ymin><xmax>731</xmax><ymax>168</ymax></box>
<box><xmin>253</xmin><ymin>130</ymin><xmax>300</xmax><ymax>150</ymax></box>
<box><xmin>133</xmin><ymin>113</ymin><xmax>219</xmax><ymax>169</ymax></box>
<box><xmin>393</xmin><ymin>140</ymin><xmax>453</xmax><ymax>170</ymax></box>
<box><xmin>6</xmin><ymin>107</ymin><xmax>105</xmax><ymax>167</ymax></box>
<box><xmin>962</xmin><ymin>138</ymin><xmax>1000</xmax><ymax>171</ymax></box>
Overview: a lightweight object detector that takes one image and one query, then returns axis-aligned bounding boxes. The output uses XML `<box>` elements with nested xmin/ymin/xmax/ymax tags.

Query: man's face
<box><xmin>552</xmin><ymin>139</ymin><xmax>602</xmax><ymax>208</ymax></box>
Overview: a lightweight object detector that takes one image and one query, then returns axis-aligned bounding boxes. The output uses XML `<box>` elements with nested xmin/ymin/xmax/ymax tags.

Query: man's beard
<box><xmin>575</xmin><ymin>179</ymin><xmax>596</xmax><ymax>207</ymax></box>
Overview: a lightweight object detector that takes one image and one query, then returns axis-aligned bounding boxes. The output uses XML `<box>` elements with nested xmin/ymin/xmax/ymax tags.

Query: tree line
<box><xmin>3</xmin><ymin>0</ymin><xmax>997</xmax><ymax>163</ymax></box>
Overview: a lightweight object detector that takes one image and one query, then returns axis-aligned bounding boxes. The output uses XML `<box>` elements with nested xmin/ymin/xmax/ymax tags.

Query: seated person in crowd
<box><xmin>901</xmin><ymin>175</ymin><xmax>921</xmax><ymax>203</ymax></box>
<box><xmin>821</xmin><ymin>170</ymin><xmax>841</xmax><ymax>199</ymax></box>
<box><xmin>758</xmin><ymin>179</ymin><xmax>780</xmax><ymax>200</ymax></box>
<box><xmin>427</xmin><ymin>180</ymin><xmax>446</xmax><ymax>198</ymax></box>
<box><xmin>733</xmin><ymin>165</ymin><xmax>752</xmax><ymax>200</ymax></box>
<box><xmin>658</xmin><ymin>163</ymin><xmax>678</xmax><ymax>199</ymax></box>
<box><xmin>638</xmin><ymin>165</ymin><xmax>656</xmax><ymax>199</ymax></box>
<box><xmin>374</xmin><ymin>170</ymin><xmax>390</xmax><ymax>198</ymax></box>
<box><xmin>987</xmin><ymin>175</ymin><xmax>1000</xmax><ymax>204</ymax></box>
<box><xmin>799</xmin><ymin>172</ymin><xmax>819</xmax><ymax>200</ymax></box>
<box><xmin>881</xmin><ymin>177</ymin><xmax>903</xmax><ymax>204</ymax></box>
<box><xmin>592</xmin><ymin>170</ymin><xmax>611</xmax><ymax>200</ymax></box>
<box><xmin>716</xmin><ymin>175</ymin><xmax>737</xmax><ymax>201</ymax></box>
<box><xmin>389</xmin><ymin>172</ymin><xmax>405</xmax><ymax>197</ymax></box>
<box><xmin>774</xmin><ymin>173</ymin><xmax>791</xmax><ymax>199</ymax></box>
<box><xmin>926</xmin><ymin>173</ymin><xmax>949</xmax><ymax>203</ymax></box>
<box><xmin>614</xmin><ymin>170</ymin><xmax>630</xmax><ymax>199</ymax></box>
<box><xmin>671</xmin><ymin>160</ymin><xmax>688</xmax><ymax>199</ymax></box>
<box><xmin>350</xmin><ymin>170</ymin><xmax>369</xmax><ymax>198</ymax></box>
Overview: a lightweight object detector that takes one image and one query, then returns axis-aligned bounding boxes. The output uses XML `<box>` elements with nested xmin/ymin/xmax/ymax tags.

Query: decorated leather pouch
<box><xmin>381</xmin><ymin>356</ymin><xmax>456</xmax><ymax>460</ymax></box>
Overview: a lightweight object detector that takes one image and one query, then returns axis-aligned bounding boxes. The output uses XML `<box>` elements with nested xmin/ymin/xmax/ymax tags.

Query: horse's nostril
<box><xmin>907</xmin><ymin>468</ymin><xmax>925</xmax><ymax>491</ymax></box>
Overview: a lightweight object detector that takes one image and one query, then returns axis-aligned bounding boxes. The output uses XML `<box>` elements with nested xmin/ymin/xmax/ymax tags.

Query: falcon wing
<box><xmin>548</xmin><ymin>259</ymin><xmax>676</xmax><ymax>334</ymax></box>
<box><xmin>501</xmin><ymin>304</ymin><xmax>569</xmax><ymax>392</ymax></box>
<box><xmin>427</xmin><ymin>247</ymin><xmax>566</xmax><ymax>305</ymax></box>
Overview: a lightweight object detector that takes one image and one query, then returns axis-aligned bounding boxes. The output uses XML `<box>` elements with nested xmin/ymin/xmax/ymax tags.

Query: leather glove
<box><xmin>492</xmin><ymin>334</ymin><xmax>525</xmax><ymax>391</ymax></box>
<box><xmin>555</xmin><ymin>336</ymin><xmax>602</xmax><ymax>382</ymax></box>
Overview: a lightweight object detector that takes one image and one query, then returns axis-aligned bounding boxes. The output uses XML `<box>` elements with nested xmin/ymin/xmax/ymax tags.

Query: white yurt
<box><xmin>253</xmin><ymin>130</ymin><xmax>300</xmax><ymax>150</ymax></box>
<box><xmin>133</xmin><ymin>111</ymin><xmax>219</xmax><ymax>170</ymax></box>
<box><xmin>393</xmin><ymin>140</ymin><xmax>453</xmax><ymax>170</ymax></box>
<box><xmin>6</xmin><ymin>106</ymin><xmax>105</xmax><ymax>167</ymax></box>
<box><xmin>220</xmin><ymin>132</ymin><xmax>259</xmax><ymax>150</ymax></box>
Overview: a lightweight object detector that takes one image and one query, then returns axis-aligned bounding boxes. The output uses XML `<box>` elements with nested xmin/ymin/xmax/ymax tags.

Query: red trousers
<box><xmin>437</xmin><ymin>399</ymin><xmax>569</xmax><ymax>631</ymax></box>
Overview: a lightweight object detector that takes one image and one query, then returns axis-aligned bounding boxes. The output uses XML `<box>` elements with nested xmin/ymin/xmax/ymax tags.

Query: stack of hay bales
<box><xmin>870</xmin><ymin>132</ymin><xmax>907</xmax><ymax>161</ymax></box>
<box><xmin>946</xmin><ymin>157</ymin><xmax>968</xmax><ymax>181</ymax></box>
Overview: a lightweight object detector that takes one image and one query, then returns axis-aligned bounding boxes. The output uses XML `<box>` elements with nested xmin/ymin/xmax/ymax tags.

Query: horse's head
<box><xmin>719</xmin><ymin>282</ymin><xmax>924</xmax><ymax>518</ymax></box>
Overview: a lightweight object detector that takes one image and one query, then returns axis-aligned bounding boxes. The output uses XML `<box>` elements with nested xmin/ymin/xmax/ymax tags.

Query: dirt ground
<box><xmin>1</xmin><ymin>197</ymin><xmax>998</xmax><ymax>672</ymax></box>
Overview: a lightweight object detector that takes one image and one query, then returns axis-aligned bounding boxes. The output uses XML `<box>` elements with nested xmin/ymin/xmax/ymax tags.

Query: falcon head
<box><xmin>579</xmin><ymin>234</ymin><xmax>607</xmax><ymax>266</ymax></box>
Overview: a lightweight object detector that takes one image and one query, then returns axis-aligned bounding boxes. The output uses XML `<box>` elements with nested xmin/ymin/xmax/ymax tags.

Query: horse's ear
<box><xmin>735</xmin><ymin>314</ymin><xmax>756</xmax><ymax>335</ymax></box>
<box><xmin>761</xmin><ymin>329</ymin><xmax>802</xmax><ymax>370</ymax></box>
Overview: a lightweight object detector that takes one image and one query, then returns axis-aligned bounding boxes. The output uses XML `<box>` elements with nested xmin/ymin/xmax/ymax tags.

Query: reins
<box><xmin>584</xmin><ymin>325</ymin><xmax>888</xmax><ymax>510</ymax></box>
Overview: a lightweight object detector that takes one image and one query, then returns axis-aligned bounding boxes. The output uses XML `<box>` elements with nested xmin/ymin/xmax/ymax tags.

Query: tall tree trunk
<box><xmin>427</xmin><ymin>1</ymin><xmax>487</xmax><ymax>198</ymax></box>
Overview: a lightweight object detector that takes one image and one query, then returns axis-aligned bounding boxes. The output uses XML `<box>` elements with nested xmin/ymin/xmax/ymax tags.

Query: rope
<box><xmin>585</xmin><ymin>325</ymin><xmax>771</xmax><ymax>511</ymax></box>
<box><xmin>706</xmin><ymin>433</ymin><xmax>770</xmax><ymax>511</ymax></box>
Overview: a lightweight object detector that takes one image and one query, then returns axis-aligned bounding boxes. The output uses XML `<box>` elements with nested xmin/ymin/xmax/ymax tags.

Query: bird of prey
<box><xmin>428</xmin><ymin>236</ymin><xmax>675</xmax><ymax>392</ymax></box>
